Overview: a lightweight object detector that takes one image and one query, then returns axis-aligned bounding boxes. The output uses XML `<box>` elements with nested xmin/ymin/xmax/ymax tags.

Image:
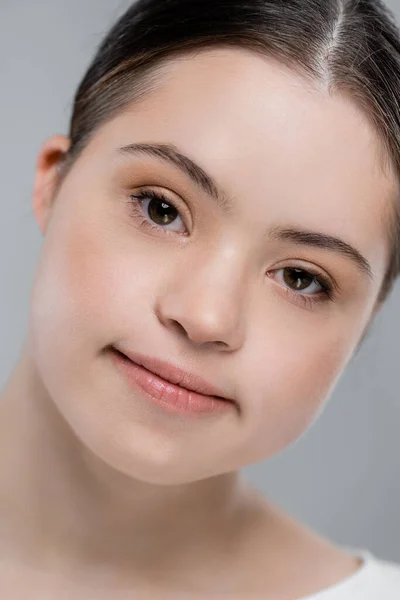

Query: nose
<box><xmin>154</xmin><ymin>254</ymin><xmax>248</xmax><ymax>351</ymax></box>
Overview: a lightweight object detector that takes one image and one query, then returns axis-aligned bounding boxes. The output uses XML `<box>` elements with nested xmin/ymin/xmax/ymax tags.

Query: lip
<box><xmin>110</xmin><ymin>347</ymin><xmax>237</xmax><ymax>415</ymax></box>
<box><xmin>115</xmin><ymin>348</ymin><xmax>231</xmax><ymax>399</ymax></box>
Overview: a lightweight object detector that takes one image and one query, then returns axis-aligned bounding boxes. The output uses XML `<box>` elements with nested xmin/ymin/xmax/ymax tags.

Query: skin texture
<box><xmin>0</xmin><ymin>47</ymin><xmax>397</xmax><ymax>597</ymax></box>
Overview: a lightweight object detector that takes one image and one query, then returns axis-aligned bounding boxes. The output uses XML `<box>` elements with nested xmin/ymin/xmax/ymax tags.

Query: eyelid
<box><xmin>267</xmin><ymin>267</ymin><xmax>336</xmax><ymax>312</ymax></box>
<box><xmin>277</xmin><ymin>281</ymin><xmax>329</xmax><ymax>310</ymax></box>
<box><xmin>127</xmin><ymin>187</ymin><xmax>190</xmax><ymax>237</ymax></box>
<box><xmin>135</xmin><ymin>185</ymin><xmax>192</xmax><ymax>226</ymax></box>
<box><xmin>274</xmin><ymin>259</ymin><xmax>341</xmax><ymax>295</ymax></box>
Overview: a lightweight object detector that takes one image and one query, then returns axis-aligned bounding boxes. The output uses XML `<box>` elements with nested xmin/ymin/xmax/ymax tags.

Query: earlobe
<box><xmin>32</xmin><ymin>134</ymin><xmax>71</xmax><ymax>235</ymax></box>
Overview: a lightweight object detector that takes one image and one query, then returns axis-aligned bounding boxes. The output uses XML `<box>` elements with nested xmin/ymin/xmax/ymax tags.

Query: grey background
<box><xmin>1</xmin><ymin>0</ymin><xmax>400</xmax><ymax>563</ymax></box>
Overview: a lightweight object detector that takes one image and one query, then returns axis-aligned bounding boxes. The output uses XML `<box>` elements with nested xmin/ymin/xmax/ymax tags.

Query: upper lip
<box><xmin>113</xmin><ymin>347</ymin><xmax>233</xmax><ymax>402</ymax></box>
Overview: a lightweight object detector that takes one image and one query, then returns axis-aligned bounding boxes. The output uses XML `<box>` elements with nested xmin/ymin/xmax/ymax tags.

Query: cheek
<box><xmin>29</xmin><ymin>204</ymin><xmax>152</xmax><ymax>395</ymax></box>
<box><xmin>28</xmin><ymin>207</ymin><xmax>168</xmax><ymax>473</ymax></box>
<box><xmin>235</xmin><ymin>329</ymin><xmax>354</xmax><ymax>463</ymax></box>
<box><xmin>31</xmin><ymin>223</ymin><xmax>110</xmax><ymax>359</ymax></box>
<box><xmin>31</xmin><ymin>204</ymin><xmax>155</xmax><ymax>353</ymax></box>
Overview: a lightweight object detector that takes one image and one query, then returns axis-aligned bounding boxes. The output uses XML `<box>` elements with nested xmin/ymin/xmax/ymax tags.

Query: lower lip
<box><xmin>110</xmin><ymin>349</ymin><xmax>235</xmax><ymax>416</ymax></box>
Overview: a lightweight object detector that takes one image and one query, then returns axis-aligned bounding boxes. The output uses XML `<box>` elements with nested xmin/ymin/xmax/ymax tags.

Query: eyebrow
<box><xmin>117</xmin><ymin>142</ymin><xmax>374</xmax><ymax>282</ymax></box>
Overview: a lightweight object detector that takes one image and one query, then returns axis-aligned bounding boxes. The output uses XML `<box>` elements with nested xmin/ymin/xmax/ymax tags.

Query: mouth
<box><xmin>110</xmin><ymin>347</ymin><xmax>237</xmax><ymax>416</ymax></box>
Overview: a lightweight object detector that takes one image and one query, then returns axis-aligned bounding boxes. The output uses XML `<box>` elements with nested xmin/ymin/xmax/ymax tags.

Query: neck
<box><xmin>0</xmin><ymin>338</ymin><xmax>256</xmax><ymax>587</ymax></box>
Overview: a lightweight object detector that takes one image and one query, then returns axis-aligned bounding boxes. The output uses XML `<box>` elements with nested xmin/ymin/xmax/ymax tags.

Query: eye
<box><xmin>270</xmin><ymin>266</ymin><xmax>336</xmax><ymax>310</ymax></box>
<box><xmin>128</xmin><ymin>188</ymin><xmax>188</xmax><ymax>236</ymax></box>
<box><xmin>127</xmin><ymin>191</ymin><xmax>337</xmax><ymax>311</ymax></box>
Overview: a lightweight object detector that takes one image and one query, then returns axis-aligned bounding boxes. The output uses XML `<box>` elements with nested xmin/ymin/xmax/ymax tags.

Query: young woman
<box><xmin>1</xmin><ymin>0</ymin><xmax>400</xmax><ymax>597</ymax></box>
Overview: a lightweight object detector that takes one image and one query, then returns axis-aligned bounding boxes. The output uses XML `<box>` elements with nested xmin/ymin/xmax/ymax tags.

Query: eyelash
<box><xmin>127</xmin><ymin>189</ymin><xmax>336</xmax><ymax>311</ymax></box>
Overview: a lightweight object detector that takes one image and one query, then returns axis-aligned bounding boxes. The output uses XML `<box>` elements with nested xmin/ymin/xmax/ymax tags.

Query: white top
<box><xmin>300</xmin><ymin>546</ymin><xmax>400</xmax><ymax>599</ymax></box>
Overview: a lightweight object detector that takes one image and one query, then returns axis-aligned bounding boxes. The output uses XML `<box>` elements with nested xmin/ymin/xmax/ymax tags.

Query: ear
<box><xmin>32</xmin><ymin>135</ymin><xmax>71</xmax><ymax>235</ymax></box>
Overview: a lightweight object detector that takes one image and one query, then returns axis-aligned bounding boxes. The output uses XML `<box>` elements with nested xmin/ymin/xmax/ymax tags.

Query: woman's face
<box><xmin>31</xmin><ymin>47</ymin><xmax>395</xmax><ymax>484</ymax></box>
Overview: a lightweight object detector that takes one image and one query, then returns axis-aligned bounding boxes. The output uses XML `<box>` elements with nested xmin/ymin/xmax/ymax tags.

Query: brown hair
<box><xmin>59</xmin><ymin>0</ymin><xmax>400</xmax><ymax>305</ymax></box>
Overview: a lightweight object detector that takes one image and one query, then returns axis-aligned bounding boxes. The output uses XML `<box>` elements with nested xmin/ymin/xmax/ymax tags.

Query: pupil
<box><xmin>148</xmin><ymin>198</ymin><xmax>178</xmax><ymax>225</ymax></box>
<box><xmin>284</xmin><ymin>268</ymin><xmax>313</xmax><ymax>291</ymax></box>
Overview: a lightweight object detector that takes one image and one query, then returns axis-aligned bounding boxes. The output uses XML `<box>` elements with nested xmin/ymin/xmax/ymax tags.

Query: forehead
<box><xmin>91</xmin><ymin>47</ymin><xmax>396</xmax><ymax>279</ymax></box>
